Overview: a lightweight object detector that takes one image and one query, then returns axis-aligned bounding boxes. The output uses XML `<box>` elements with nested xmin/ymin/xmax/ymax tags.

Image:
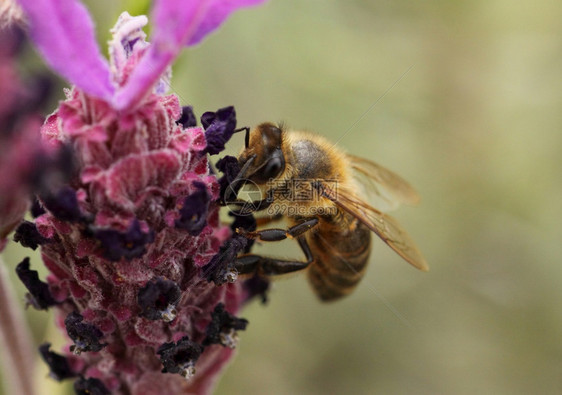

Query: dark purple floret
<box><xmin>53</xmin><ymin>143</ymin><xmax>78</xmax><ymax>180</ymax></box>
<box><xmin>157</xmin><ymin>336</ymin><xmax>203</xmax><ymax>379</ymax></box>
<box><xmin>15</xmin><ymin>257</ymin><xmax>57</xmax><ymax>310</ymax></box>
<box><xmin>38</xmin><ymin>343</ymin><xmax>76</xmax><ymax>381</ymax></box>
<box><xmin>229</xmin><ymin>211</ymin><xmax>256</xmax><ymax>253</ymax></box>
<box><xmin>14</xmin><ymin>221</ymin><xmax>50</xmax><ymax>250</ymax></box>
<box><xmin>64</xmin><ymin>312</ymin><xmax>107</xmax><ymax>354</ymax></box>
<box><xmin>73</xmin><ymin>377</ymin><xmax>110</xmax><ymax>395</ymax></box>
<box><xmin>41</xmin><ymin>186</ymin><xmax>82</xmax><ymax>222</ymax></box>
<box><xmin>216</xmin><ymin>155</ymin><xmax>239</xmax><ymax>178</ymax></box>
<box><xmin>178</xmin><ymin>105</ymin><xmax>197</xmax><ymax>128</ymax></box>
<box><xmin>203</xmin><ymin>205</ymin><xmax>257</xmax><ymax>284</ymax></box>
<box><xmin>201</xmin><ymin>106</ymin><xmax>237</xmax><ymax>155</ymax></box>
<box><xmin>243</xmin><ymin>275</ymin><xmax>270</xmax><ymax>304</ymax></box>
<box><xmin>31</xmin><ymin>198</ymin><xmax>46</xmax><ymax>218</ymax></box>
<box><xmin>30</xmin><ymin>144</ymin><xmax>77</xmax><ymax>196</ymax></box>
<box><xmin>216</xmin><ymin>155</ymin><xmax>241</xmax><ymax>204</ymax></box>
<box><xmin>138</xmin><ymin>277</ymin><xmax>182</xmax><ymax>322</ymax></box>
<box><xmin>204</xmin><ymin>234</ymin><xmax>249</xmax><ymax>285</ymax></box>
<box><xmin>93</xmin><ymin>219</ymin><xmax>155</xmax><ymax>261</ymax></box>
<box><xmin>174</xmin><ymin>181</ymin><xmax>210</xmax><ymax>236</ymax></box>
<box><xmin>203</xmin><ymin>303</ymin><xmax>248</xmax><ymax>348</ymax></box>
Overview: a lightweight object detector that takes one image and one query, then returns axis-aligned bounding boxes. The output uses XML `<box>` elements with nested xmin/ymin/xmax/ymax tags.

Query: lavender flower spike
<box><xmin>9</xmin><ymin>3</ymin><xmax>265</xmax><ymax>393</ymax></box>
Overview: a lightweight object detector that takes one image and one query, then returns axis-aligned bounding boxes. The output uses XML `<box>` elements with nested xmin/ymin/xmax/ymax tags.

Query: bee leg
<box><xmin>235</xmin><ymin>237</ymin><xmax>314</xmax><ymax>276</ymax></box>
<box><xmin>237</xmin><ymin>218</ymin><xmax>319</xmax><ymax>242</ymax></box>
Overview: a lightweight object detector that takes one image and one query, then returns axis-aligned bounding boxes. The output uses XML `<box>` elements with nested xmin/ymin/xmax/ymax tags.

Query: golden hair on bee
<box><xmin>228</xmin><ymin>122</ymin><xmax>428</xmax><ymax>301</ymax></box>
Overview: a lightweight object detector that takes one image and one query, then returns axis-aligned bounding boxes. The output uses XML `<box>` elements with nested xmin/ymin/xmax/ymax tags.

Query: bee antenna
<box><xmin>233</xmin><ymin>126</ymin><xmax>250</xmax><ymax>148</ymax></box>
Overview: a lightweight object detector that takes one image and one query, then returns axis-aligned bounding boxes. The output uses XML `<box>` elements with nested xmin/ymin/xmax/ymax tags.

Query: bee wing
<box><xmin>321</xmin><ymin>183</ymin><xmax>429</xmax><ymax>271</ymax></box>
<box><xmin>349</xmin><ymin>154</ymin><xmax>420</xmax><ymax>211</ymax></box>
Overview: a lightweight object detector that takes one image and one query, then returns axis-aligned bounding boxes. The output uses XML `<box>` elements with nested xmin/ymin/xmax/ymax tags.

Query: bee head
<box><xmin>238</xmin><ymin>122</ymin><xmax>285</xmax><ymax>184</ymax></box>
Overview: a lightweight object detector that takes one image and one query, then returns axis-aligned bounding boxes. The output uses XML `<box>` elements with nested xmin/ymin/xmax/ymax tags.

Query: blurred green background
<box><xmin>3</xmin><ymin>0</ymin><xmax>562</xmax><ymax>394</ymax></box>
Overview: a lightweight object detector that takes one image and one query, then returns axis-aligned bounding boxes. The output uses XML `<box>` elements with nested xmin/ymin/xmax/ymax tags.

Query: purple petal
<box><xmin>201</xmin><ymin>106</ymin><xmax>237</xmax><ymax>155</ymax></box>
<box><xmin>93</xmin><ymin>220</ymin><xmax>155</xmax><ymax>262</ymax></box>
<box><xmin>187</xmin><ymin>0</ymin><xmax>268</xmax><ymax>46</ymax></box>
<box><xmin>113</xmin><ymin>0</ymin><xmax>267</xmax><ymax>111</ymax></box>
<box><xmin>15</xmin><ymin>257</ymin><xmax>58</xmax><ymax>310</ymax></box>
<box><xmin>203</xmin><ymin>303</ymin><xmax>248</xmax><ymax>347</ymax></box>
<box><xmin>174</xmin><ymin>181</ymin><xmax>210</xmax><ymax>236</ymax></box>
<box><xmin>38</xmin><ymin>343</ymin><xmax>76</xmax><ymax>381</ymax></box>
<box><xmin>64</xmin><ymin>311</ymin><xmax>107</xmax><ymax>353</ymax></box>
<box><xmin>16</xmin><ymin>0</ymin><xmax>114</xmax><ymax>101</ymax></box>
<box><xmin>137</xmin><ymin>278</ymin><xmax>181</xmax><ymax>321</ymax></box>
<box><xmin>157</xmin><ymin>336</ymin><xmax>203</xmax><ymax>376</ymax></box>
<box><xmin>73</xmin><ymin>378</ymin><xmax>110</xmax><ymax>395</ymax></box>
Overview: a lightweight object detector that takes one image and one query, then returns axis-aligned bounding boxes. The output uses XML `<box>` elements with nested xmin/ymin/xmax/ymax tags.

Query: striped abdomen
<box><xmin>306</xmin><ymin>215</ymin><xmax>372</xmax><ymax>301</ymax></box>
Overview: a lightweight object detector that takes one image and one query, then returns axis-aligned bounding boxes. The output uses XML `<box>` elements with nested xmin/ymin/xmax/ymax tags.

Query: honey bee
<box><xmin>226</xmin><ymin>122</ymin><xmax>428</xmax><ymax>301</ymax></box>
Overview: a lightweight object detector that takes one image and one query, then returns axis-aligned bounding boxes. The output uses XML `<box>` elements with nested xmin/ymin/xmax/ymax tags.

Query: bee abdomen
<box><xmin>306</xmin><ymin>222</ymin><xmax>371</xmax><ymax>302</ymax></box>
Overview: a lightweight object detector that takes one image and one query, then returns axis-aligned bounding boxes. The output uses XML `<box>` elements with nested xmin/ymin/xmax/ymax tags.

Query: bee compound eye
<box><xmin>262</xmin><ymin>156</ymin><xmax>284</xmax><ymax>180</ymax></box>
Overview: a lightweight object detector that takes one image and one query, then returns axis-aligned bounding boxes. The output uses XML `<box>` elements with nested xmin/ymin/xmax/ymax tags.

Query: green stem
<box><xmin>0</xmin><ymin>256</ymin><xmax>36</xmax><ymax>395</ymax></box>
